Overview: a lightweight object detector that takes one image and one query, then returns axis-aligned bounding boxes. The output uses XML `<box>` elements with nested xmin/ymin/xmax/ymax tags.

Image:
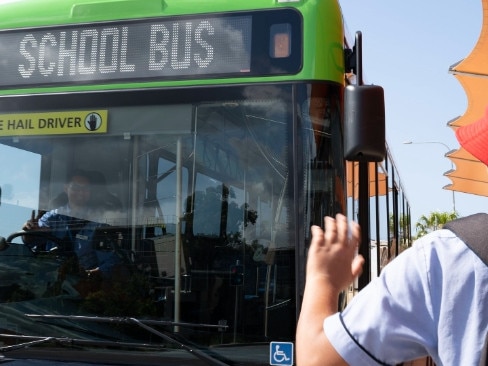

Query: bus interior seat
<box><xmin>135</xmin><ymin>234</ymin><xmax>187</xmax><ymax>280</ymax></box>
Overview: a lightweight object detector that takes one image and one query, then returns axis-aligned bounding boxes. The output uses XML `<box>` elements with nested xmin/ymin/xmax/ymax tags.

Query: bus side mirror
<box><xmin>344</xmin><ymin>84</ymin><xmax>386</xmax><ymax>162</ymax></box>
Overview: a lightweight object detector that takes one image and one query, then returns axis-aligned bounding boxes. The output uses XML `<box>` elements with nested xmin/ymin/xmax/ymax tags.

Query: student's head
<box><xmin>64</xmin><ymin>170</ymin><xmax>91</xmax><ymax>209</ymax></box>
<box><xmin>456</xmin><ymin>107</ymin><xmax>488</xmax><ymax>166</ymax></box>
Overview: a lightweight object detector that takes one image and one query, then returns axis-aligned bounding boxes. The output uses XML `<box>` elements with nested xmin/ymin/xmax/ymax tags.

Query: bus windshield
<box><xmin>0</xmin><ymin>82</ymin><xmax>344</xmax><ymax>364</ymax></box>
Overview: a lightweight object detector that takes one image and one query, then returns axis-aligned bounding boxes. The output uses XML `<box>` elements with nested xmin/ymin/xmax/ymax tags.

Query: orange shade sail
<box><xmin>446</xmin><ymin>0</ymin><xmax>488</xmax><ymax>197</ymax></box>
<box><xmin>444</xmin><ymin>149</ymin><xmax>488</xmax><ymax>196</ymax></box>
<box><xmin>346</xmin><ymin>161</ymin><xmax>388</xmax><ymax>199</ymax></box>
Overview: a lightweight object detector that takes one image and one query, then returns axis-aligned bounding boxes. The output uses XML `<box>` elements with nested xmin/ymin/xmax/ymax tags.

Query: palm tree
<box><xmin>415</xmin><ymin>211</ymin><xmax>458</xmax><ymax>238</ymax></box>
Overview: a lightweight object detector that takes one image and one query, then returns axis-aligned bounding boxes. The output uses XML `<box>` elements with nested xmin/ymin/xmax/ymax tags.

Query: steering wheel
<box><xmin>7</xmin><ymin>230</ymin><xmax>72</xmax><ymax>254</ymax></box>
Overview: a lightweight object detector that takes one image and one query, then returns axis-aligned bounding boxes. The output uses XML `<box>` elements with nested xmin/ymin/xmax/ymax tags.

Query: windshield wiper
<box><xmin>0</xmin><ymin>336</ymin><xmax>54</xmax><ymax>352</ymax></box>
<box><xmin>0</xmin><ymin>332</ymin><xmax>165</xmax><ymax>352</ymax></box>
<box><xmin>0</xmin><ymin>333</ymin><xmax>165</xmax><ymax>352</ymax></box>
<box><xmin>26</xmin><ymin>314</ymin><xmax>228</xmax><ymax>331</ymax></box>
<box><xmin>25</xmin><ymin>314</ymin><xmax>231</xmax><ymax>366</ymax></box>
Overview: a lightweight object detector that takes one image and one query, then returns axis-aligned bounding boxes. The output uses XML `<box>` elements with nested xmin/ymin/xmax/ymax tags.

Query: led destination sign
<box><xmin>0</xmin><ymin>15</ymin><xmax>252</xmax><ymax>88</ymax></box>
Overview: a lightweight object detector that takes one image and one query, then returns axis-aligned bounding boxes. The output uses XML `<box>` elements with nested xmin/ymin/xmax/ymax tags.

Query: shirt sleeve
<box><xmin>37</xmin><ymin>211</ymin><xmax>52</xmax><ymax>228</ymax></box>
<box><xmin>324</xmin><ymin>239</ymin><xmax>437</xmax><ymax>365</ymax></box>
<box><xmin>96</xmin><ymin>250</ymin><xmax>121</xmax><ymax>275</ymax></box>
<box><xmin>38</xmin><ymin>208</ymin><xmax>63</xmax><ymax>228</ymax></box>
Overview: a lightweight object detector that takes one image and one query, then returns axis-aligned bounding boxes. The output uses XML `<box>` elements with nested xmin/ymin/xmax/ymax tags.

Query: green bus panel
<box><xmin>0</xmin><ymin>0</ymin><xmax>345</xmax><ymax>95</ymax></box>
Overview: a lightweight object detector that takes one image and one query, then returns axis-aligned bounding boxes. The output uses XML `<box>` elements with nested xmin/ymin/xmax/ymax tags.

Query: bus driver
<box><xmin>22</xmin><ymin>169</ymin><xmax>120</xmax><ymax>278</ymax></box>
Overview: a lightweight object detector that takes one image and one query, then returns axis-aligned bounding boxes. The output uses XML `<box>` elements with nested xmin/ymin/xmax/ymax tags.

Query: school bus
<box><xmin>0</xmin><ymin>0</ymin><xmax>409</xmax><ymax>364</ymax></box>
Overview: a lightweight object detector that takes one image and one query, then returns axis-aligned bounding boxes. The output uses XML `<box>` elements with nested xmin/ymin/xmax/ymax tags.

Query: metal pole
<box><xmin>354</xmin><ymin>31</ymin><xmax>371</xmax><ymax>290</ymax></box>
<box><xmin>358</xmin><ymin>161</ymin><xmax>370</xmax><ymax>290</ymax></box>
<box><xmin>174</xmin><ymin>137</ymin><xmax>182</xmax><ymax>332</ymax></box>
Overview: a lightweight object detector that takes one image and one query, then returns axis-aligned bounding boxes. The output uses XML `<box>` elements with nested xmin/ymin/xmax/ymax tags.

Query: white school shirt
<box><xmin>324</xmin><ymin>229</ymin><xmax>488</xmax><ymax>366</ymax></box>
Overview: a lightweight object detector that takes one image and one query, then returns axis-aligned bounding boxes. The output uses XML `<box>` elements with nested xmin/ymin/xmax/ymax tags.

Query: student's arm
<box><xmin>296</xmin><ymin>214</ymin><xmax>364</xmax><ymax>366</ymax></box>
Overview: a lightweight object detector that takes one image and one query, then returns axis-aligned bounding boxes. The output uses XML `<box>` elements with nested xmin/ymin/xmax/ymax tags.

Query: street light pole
<box><xmin>403</xmin><ymin>141</ymin><xmax>456</xmax><ymax>213</ymax></box>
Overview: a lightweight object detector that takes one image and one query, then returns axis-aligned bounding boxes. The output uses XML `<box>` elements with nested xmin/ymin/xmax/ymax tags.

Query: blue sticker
<box><xmin>269</xmin><ymin>341</ymin><xmax>293</xmax><ymax>366</ymax></box>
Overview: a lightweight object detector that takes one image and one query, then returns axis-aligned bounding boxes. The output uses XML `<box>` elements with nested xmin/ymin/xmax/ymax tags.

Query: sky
<box><xmin>339</xmin><ymin>0</ymin><xmax>488</xmax><ymax>230</ymax></box>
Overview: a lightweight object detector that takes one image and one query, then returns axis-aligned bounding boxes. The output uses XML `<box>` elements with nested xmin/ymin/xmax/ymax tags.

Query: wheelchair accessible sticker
<box><xmin>269</xmin><ymin>341</ymin><xmax>293</xmax><ymax>365</ymax></box>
